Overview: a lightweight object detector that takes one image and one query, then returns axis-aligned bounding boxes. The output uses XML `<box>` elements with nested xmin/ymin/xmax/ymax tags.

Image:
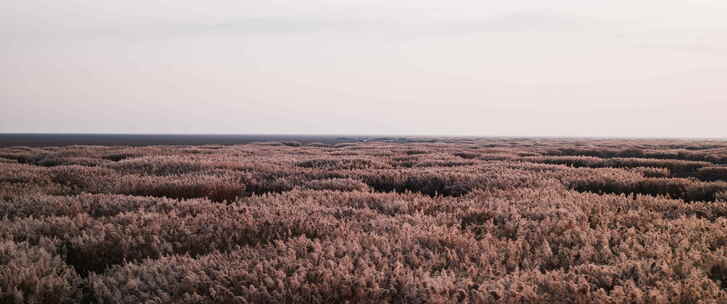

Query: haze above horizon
<box><xmin>2</xmin><ymin>1</ymin><xmax>726</xmax><ymax>138</ymax></box>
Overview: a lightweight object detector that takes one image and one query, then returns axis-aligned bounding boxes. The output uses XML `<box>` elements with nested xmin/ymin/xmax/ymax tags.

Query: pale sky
<box><xmin>2</xmin><ymin>1</ymin><xmax>726</xmax><ymax>137</ymax></box>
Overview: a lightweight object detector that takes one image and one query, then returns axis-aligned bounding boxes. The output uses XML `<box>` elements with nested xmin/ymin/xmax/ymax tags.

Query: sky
<box><xmin>1</xmin><ymin>1</ymin><xmax>726</xmax><ymax>138</ymax></box>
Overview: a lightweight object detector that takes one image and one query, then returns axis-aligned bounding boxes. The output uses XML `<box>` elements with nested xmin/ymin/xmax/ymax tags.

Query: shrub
<box><xmin>606</xmin><ymin>158</ymin><xmax>710</xmax><ymax>176</ymax></box>
<box><xmin>107</xmin><ymin>156</ymin><xmax>211</xmax><ymax>176</ymax></box>
<box><xmin>358</xmin><ymin>171</ymin><xmax>476</xmax><ymax>197</ymax></box>
<box><xmin>629</xmin><ymin>167</ymin><xmax>671</xmax><ymax>178</ymax></box>
<box><xmin>405</xmin><ymin>149</ymin><xmax>429</xmax><ymax>155</ymax></box>
<box><xmin>102</xmin><ymin>153</ymin><xmax>138</xmax><ymax>161</ymax></box>
<box><xmin>453</xmin><ymin>152</ymin><xmax>479</xmax><ymax>159</ymax></box>
<box><xmin>547</xmin><ymin>146</ymin><xmax>727</xmax><ymax>164</ymax></box>
<box><xmin>35</xmin><ymin>157</ymin><xmax>108</xmax><ymax>167</ymax></box>
<box><xmin>0</xmin><ymin>194</ymin><xmax>220</xmax><ymax>220</ymax></box>
<box><xmin>300</xmin><ymin>178</ymin><xmax>370</xmax><ymax>192</ymax></box>
<box><xmin>697</xmin><ymin>166</ymin><xmax>727</xmax><ymax>182</ymax></box>
<box><xmin>717</xmin><ymin>191</ymin><xmax>727</xmax><ymax>202</ymax></box>
<box><xmin>48</xmin><ymin>165</ymin><xmax>117</xmax><ymax>193</ymax></box>
<box><xmin>566</xmin><ymin>173</ymin><xmax>727</xmax><ymax>202</ymax></box>
<box><xmin>0</xmin><ymin>240</ymin><xmax>82</xmax><ymax>304</ymax></box>
<box><xmin>111</xmin><ymin>174</ymin><xmax>246</xmax><ymax>202</ymax></box>
<box><xmin>0</xmin><ymin>152</ymin><xmax>35</xmax><ymax>163</ymax></box>
<box><xmin>296</xmin><ymin>158</ymin><xmax>389</xmax><ymax>170</ymax></box>
<box><xmin>526</xmin><ymin>156</ymin><xmax>711</xmax><ymax>176</ymax></box>
<box><xmin>3</xmin><ymin>139</ymin><xmax>727</xmax><ymax>302</ymax></box>
<box><xmin>0</xmin><ymin>163</ymin><xmax>53</xmax><ymax>185</ymax></box>
<box><xmin>3</xmin><ymin>192</ymin><xmax>394</xmax><ymax>275</ymax></box>
<box><xmin>413</xmin><ymin>160</ymin><xmax>476</xmax><ymax>168</ymax></box>
<box><xmin>525</xmin><ymin>156</ymin><xmax>603</xmax><ymax>167</ymax></box>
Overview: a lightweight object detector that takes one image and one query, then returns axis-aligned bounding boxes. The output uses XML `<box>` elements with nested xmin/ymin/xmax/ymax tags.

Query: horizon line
<box><xmin>1</xmin><ymin>133</ymin><xmax>726</xmax><ymax>141</ymax></box>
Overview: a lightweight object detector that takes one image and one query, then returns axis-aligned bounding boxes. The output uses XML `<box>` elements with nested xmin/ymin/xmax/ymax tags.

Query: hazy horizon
<box><xmin>2</xmin><ymin>133</ymin><xmax>726</xmax><ymax>141</ymax></box>
<box><xmin>3</xmin><ymin>1</ymin><xmax>726</xmax><ymax>138</ymax></box>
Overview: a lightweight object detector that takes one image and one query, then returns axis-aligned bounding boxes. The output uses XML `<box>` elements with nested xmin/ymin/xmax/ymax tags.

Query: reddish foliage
<box><xmin>2</xmin><ymin>139</ymin><xmax>727</xmax><ymax>303</ymax></box>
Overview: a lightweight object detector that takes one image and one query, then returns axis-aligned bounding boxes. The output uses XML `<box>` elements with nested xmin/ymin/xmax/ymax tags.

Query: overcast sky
<box><xmin>2</xmin><ymin>1</ymin><xmax>726</xmax><ymax>137</ymax></box>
